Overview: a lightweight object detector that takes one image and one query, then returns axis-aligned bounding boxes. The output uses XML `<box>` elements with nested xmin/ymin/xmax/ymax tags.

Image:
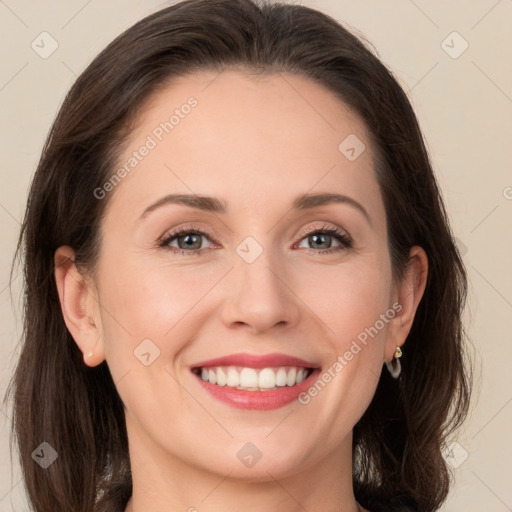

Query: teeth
<box><xmin>226</xmin><ymin>368</ymin><xmax>239</xmax><ymax>387</ymax></box>
<box><xmin>196</xmin><ymin>366</ymin><xmax>313</xmax><ymax>390</ymax></box>
<box><xmin>216</xmin><ymin>367</ymin><xmax>227</xmax><ymax>386</ymax></box>
<box><xmin>239</xmin><ymin>368</ymin><xmax>258</xmax><ymax>388</ymax></box>
<box><xmin>258</xmin><ymin>368</ymin><xmax>275</xmax><ymax>389</ymax></box>
<box><xmin>286</xmin><ymin>367</ymin><xmax>297</xmax><ymax>386</ymax></box>
<box><xmin>275</xmin><ymin>368</ymin><xmax>287</xmax><ymax>386</ymax></box>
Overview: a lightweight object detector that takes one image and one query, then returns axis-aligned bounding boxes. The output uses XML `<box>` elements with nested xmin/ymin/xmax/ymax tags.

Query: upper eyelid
<box><xmin>162</xmin><ymin>223</ymin><xmax>347</xmax><ymax>238</ymax></box>
<box><xmin>295</xmin><ymin>223</ymin><xmax>349</xmax><ymax>239</ymax></box>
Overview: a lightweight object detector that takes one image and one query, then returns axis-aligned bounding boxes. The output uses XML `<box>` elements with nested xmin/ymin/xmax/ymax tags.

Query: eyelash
<box><xmin>158</xmin><ymin>224</ymin><xmax>353</xmax><ymax>256</ymax></box>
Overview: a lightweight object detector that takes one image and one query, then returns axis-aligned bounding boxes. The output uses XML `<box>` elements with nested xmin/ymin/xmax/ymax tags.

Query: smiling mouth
<box><xmin>191</xmin><ymin>365</ymin><xmax>314</xmax><ymax>391</ymax></box>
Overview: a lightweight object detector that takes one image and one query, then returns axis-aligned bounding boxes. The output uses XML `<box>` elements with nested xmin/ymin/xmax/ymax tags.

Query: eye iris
<box><xmin>179</xmin><ymin>233</ymin><xmax>202</xmax><ymax>250</ymax></box>
<box><xmin>309</xmin><ymin>233</ymin><xmax>331</xmax><ymax>249</ymax></box>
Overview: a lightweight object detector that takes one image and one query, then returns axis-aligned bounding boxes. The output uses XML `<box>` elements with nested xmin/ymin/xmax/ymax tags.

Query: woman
<box><xmin>5</xmin><ymin>0</ymin><xmax>472</xmax><ymax>511</ymax></box>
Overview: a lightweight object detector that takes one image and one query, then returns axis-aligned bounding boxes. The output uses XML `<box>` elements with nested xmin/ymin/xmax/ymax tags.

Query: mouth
<box><xmin>191</xmin><ymin>365</ymin><xmax>315</xmax><ymax>391</ymax></box>
<box><xmin>189</xmin><ymin>352</ymin><xmax>321</xmax><ymax>410</ymax></box>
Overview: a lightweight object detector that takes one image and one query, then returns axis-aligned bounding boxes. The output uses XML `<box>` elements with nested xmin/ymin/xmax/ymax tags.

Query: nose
<box><xmin>219</xmin><ymin>244</ymin><xmax>301</xmax><ymax>334</ymax></box>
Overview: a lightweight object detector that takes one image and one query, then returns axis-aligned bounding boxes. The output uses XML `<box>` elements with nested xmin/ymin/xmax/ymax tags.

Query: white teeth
<box><xmin>216</xmin><ymin>367</ymin><xmax>227</xmax><ymax>386</ymax></box>
<box><xmin>196</xmin><ymin>365</ymin><xmax>313</xmax><ymax>390</ymax></box>
<box><xmin>239</xmin><ymin>368</ymin><xmax>258</xmax><ymax>388</ymax></box>
<box><xmin>258</xmin><ymin>368</ymin><xmax>275</xmax><ymax>389</ymax></box>
<box><xmin>226</xmin><ymin>368</ymin><xmax>240</xmax><ymax>387</ymax></box>
<box><xmin>286</xmin><ymin>367</ymin><xmax>297</xmax><ymax>386</ymax></box>
<box><xmin>275</xmin><ymin>368</ymin><xmax>287</xmax><ymax>387</ymax></box>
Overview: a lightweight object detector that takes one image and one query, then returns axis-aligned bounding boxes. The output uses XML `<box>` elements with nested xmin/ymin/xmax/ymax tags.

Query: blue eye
<box><xmin>159</xmin><ymin>224</ymin><xmax>352</xmax><ymax>256</ymax></box>
<box><xmin>159</xmin><ymin>227</ymin><xmax>213</xmax><ymax>256</ymax></box>
<box><xmin>296</xmin><ymin>226</ymin><xmax>352</xmax><ymax>254</ymax></box>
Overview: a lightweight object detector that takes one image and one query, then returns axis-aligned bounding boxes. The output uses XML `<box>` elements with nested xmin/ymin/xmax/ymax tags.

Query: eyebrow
<box><xmin>139</xmin><ymin>192</ymin><xmax>371</xmax><ymax>225</ymax></box>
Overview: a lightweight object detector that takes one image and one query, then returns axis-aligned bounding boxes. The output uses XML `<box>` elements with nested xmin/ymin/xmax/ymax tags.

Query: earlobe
<box><xmin>385</xmin><ymin>246</ymin><xmax>428</xmax><ymax>361</ymax></box>
<box><xmin>54</xmin><ymin>246</ymin><xmax>105</xmax><ymax>367</ymax></box>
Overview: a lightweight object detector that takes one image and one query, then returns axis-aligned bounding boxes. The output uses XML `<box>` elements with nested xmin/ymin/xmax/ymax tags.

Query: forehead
<box><xmin>106</xmin><ymin>69</ymin><xmax>382</xmax><ymax>222</ymax></box>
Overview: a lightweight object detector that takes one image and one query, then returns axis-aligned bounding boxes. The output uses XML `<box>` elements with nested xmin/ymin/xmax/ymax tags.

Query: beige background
<box><xmin>1</xmin><ymin>0</ymin><xmax>511</xmax><ymax>510</ymax></box>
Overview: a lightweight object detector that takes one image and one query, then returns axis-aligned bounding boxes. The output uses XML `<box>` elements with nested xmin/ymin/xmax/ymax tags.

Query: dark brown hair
<box><xmin>4</xmin><ymin>1</ymin><xmax>472</xmax><ymax>511</ymax></box>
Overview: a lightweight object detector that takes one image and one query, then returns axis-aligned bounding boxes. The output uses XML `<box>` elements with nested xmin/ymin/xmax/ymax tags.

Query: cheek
<box><xmin>100</xmin><ymin>270</ymin><xmax>197</xmax><ymax>331</ymax></box>
<box><xmin>93</xmin><ymin>260</ymin><xmax>206</xmax><ymax>415</ymax></box>
<box><xmin>292</xmin><ymin>262</ymin><xmax>393</xmax><ymax>448</ymax></box>
<box><xmin>296</xmin><ymin>256</ymin><xmax>393</xmax><ymax>344</ymax></box>
<box><xmin>94</xmin><ymin>254</ymin><xmax>225</xmax><ymax>364</ymax></box>
<box><xmin>294</xmin><ymin>255</ymin><xmax>393</xmax><ymax>411</ymax></box>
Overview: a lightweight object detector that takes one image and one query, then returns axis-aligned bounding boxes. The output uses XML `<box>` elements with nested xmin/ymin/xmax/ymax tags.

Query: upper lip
<box><xmin>191</xmin><ymin>352</ymin><xmax>320</xmax><ymax>370</ymax></box>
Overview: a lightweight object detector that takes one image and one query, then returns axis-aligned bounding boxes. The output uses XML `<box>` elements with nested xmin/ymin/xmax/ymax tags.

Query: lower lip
<box><xmin>192</xmin><ymin>369</ymin><xmax>320</xmax><ymax>410</ymax></box>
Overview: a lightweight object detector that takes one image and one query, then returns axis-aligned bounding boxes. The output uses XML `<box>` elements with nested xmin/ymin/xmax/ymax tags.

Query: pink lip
<box><xmin>193</xmin><ymin>368</ymin><xmax>321</xmax><ymax>411</ymax></box>
<box><xmin>191</xmin><ymin>352</ymin><xmax>320</xmax><ymax>370</ymax></box>
<box><xmin>190</xmin><ymin>352</ymin><xmax>321</xmax><ymax>411</ymax></box>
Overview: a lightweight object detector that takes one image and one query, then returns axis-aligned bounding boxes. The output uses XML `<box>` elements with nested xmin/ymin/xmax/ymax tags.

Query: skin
<box><xmin>54</xmin><ymin>70</ymin><xmax>428</xmax><ymax>512</ymax></box>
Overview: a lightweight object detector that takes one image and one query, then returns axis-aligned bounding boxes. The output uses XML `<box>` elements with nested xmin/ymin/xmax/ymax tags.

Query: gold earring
<box><xmin>385</xmin><ymin>346</ymin><xmax>402</xmax><ymax>379</ymax></box>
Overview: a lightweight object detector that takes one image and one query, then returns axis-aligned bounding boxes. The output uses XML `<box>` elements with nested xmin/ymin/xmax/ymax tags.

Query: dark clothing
<box><xmin>367</xmin><ymin>500</ymin><xmax>418</xmax><ymax>512</ymax></box>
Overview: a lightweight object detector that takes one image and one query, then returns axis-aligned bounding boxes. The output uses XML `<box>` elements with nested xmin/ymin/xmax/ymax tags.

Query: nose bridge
<box><xmin>236</xmin><ymin>235</ymin><xmax>286</xmax><ymax>302</ymax></box>
<box><xmin>221</xmin><ymin>234</ymin><xmax>298</xmax><ymax>331</ymax></box>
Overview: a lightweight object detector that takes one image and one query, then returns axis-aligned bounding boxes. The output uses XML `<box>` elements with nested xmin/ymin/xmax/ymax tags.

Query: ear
<box><xmin>385</xmin><ymin>246</ymin><xmax>428</xmax><ymax>362</ymax></box>
<box><xmin>54</xmin><ymin>246</ymin><xmax>105</xmax><ymax>367</ymax></box>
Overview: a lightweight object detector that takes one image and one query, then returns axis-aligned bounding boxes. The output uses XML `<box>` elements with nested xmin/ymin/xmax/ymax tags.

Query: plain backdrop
<box><xmin>1</xmin><ymin>1</ymin><xmax>511</xmax><ymax>510</ymax></box>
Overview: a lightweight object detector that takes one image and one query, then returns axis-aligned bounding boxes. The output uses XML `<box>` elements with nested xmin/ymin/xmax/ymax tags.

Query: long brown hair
<box><xmin>4</xmin><ymin>1</ymin><xmax>472</xmax><ymax>511</ymax></box>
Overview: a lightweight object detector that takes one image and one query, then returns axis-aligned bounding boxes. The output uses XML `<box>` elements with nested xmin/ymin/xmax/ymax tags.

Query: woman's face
<box><xmin>70</xmin><ymin>70</ymin><xmax>419</xmax><ymax>480</ymax></box>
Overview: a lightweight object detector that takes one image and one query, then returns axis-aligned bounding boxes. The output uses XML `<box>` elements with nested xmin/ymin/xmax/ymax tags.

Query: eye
<box><xmin>159</xmin><ymin>226</ymin><xmax>215</xmax><ymax>256</ymax></box>
<box><xmin>159</xmin><ymin>223</ymin><xmax>352</xmax><ymax>256</ymax></box>
<box><xmin>296</xmin><ymin>225</ymin><xmax>352</xmax><ymax>254</ymax></box>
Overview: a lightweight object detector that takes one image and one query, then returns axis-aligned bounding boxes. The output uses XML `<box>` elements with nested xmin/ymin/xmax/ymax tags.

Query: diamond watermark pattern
<box><xmin>455</xmin><ymin>237</ymin><xmax>468</xmax><ymax>257</ymax></box>
<box><xmin>442</xmin><ymin>441</ymin><xmax>469</xmax><ymax>469</ymax></box>
<box><xmin>31</xmin><ymin>442</ymin><xmax>58</xmax><ymax>469</ymax></box>
<box><xmin>237</xmin><ymin>442</ymin><xmax>263</xmax><ymax>468</ymax></box>
<box><xmin>441</xmin><ymin>31</ymin><xmax>469</xmax><ymax>59</ymax></box>
<box><xmin>236</xmin><ymin>236</ymin><xmax>263</xmax><ymax>264</ymax></box>
<box><xmin>31</xmin><ymin>31</ymin><xmax>59</xmax><ymax>59</ymax></box>
<box><xmin>134</xmin><ymin>338</ymin><xmax>161</xmax><ymax>366</ymax></box>
<box><xmin>338</xmin><ymin>134</ymin><xmax>366</xmax><ymax>161</ymax></box>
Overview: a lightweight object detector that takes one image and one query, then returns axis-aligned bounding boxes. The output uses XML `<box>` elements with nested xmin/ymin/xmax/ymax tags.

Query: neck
<box><xmin>123</xmin><ymin>416</ymin><xmax>362</xmax><ymax>512</ymax></box>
